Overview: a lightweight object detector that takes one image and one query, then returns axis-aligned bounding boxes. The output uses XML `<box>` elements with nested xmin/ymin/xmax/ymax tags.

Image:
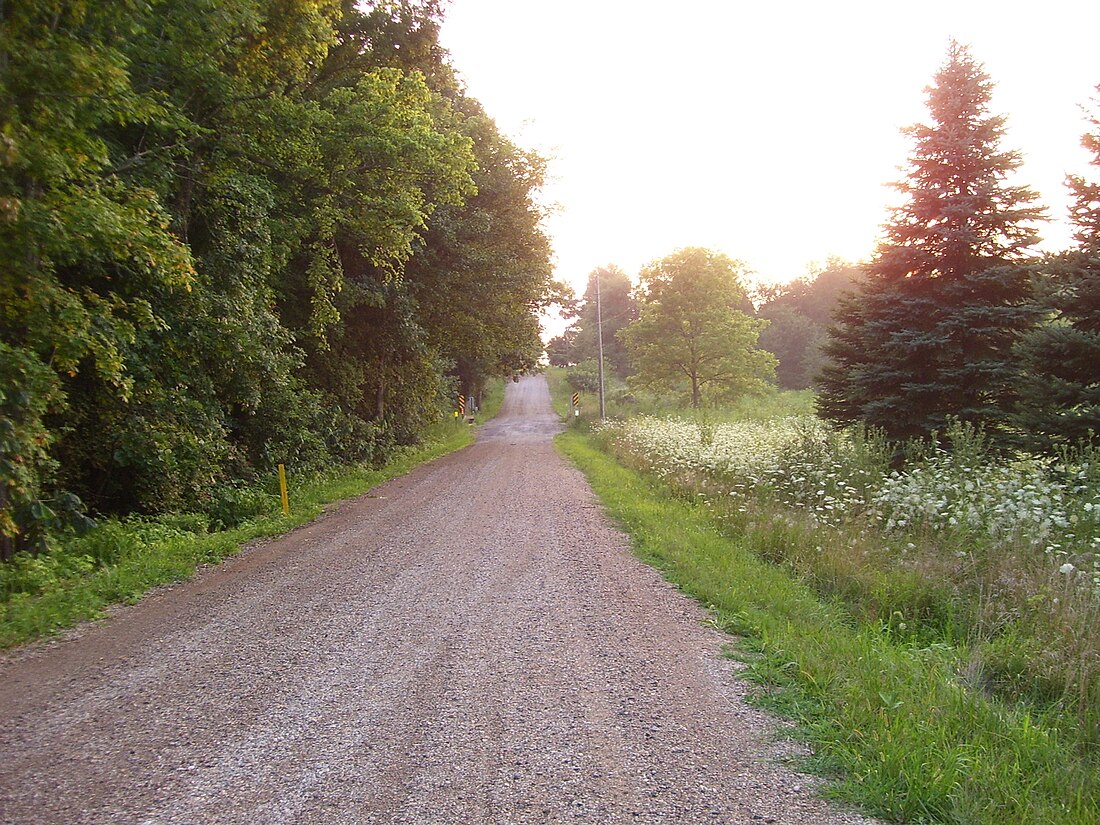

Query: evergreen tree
<box><xmin>1012</xmin><ymin>91</ymin><xmax>1100</xmax><ymax>450</ymax></box>
<box><xmin>819</xmin><ymin>42</ymin><xmax>1044</xmax><ymax>442</ymax></box>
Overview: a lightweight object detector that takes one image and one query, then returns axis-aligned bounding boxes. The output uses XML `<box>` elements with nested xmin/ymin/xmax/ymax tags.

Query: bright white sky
<box><xmin>438</xmin><ymin>0</ymin><xmax>1100</xmax><ymax>305</ymax></box>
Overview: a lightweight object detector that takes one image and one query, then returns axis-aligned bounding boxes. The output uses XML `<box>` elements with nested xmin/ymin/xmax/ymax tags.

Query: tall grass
<box><xmin>595</xmin><ymin>415</ymin><xmax>1100</xmax><ymax>748</ymax></box>
<box><xmin>546</xmin><ymin>364</ymin><xmax>1100</xmax><ymax>822</ymax></box>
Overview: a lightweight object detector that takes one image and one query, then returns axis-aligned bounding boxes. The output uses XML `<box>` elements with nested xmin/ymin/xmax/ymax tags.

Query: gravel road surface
<box><xmin>0</xmin><ymin>376</ymin><xmax>877</xmax><ymax>824</ymax></box>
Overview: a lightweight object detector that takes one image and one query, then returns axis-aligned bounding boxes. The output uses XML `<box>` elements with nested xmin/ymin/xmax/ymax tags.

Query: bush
<box><xmin>566</xmin><ymin>360</ymin><xmax>601</xmax><ymax>393</ymax></box>
<box><xmin>203</xmin><ymin>482</ymin><xmax>275</xmax><ymax>530</ymax></box>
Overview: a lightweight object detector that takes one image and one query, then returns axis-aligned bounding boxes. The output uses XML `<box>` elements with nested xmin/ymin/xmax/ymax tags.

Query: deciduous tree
<box><xmin>0</xmin><ymin>1</ymin><xmax>193</xmax><ymax>549</ymax></box>
<box><xmin>620</xmin><ymin>248</ymin><xmax>774</xmax><ymax>408</ymax></box>
<box><xmin>566</xmin><ymin>266</ymin><xmax>636</xmax><ymax>379</ymax></box>
<box><xmin>756</xmin><ymin>260</ymin><xmax>863</xmax><ymax>389</ymax></box>
<box><xmin>0</xmin><ymin>0</ymin><xmax>554</xmax><ymax>550</ymax></box>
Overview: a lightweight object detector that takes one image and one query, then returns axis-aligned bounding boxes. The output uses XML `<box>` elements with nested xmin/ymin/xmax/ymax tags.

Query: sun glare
<box><xmin>439</xmin><ymin>0</ymin><xmax>1099</xmax><ymax>296</ymax></box>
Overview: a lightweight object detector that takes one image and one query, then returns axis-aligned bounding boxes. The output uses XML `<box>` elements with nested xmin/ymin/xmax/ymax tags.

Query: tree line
<box><xmin>0</xmin><ymin>0</ymin><xmax>555</xmax><ymax>559</ymax></box>
<box><xmin>553</xmin><ymin>42</ymin><xmax>1100</xmax><ymax>457</ymax></box>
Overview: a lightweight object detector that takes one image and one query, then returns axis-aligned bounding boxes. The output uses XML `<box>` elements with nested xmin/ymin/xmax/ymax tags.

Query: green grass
<box><xmin>477</xmin><ymin>376</ymin><xmax>507</xmax><ymax>421</ymax></box>
<box><xmin>556</xmin><ymin>430</ymin><xmax>1100</xmax><ymax>824</ymax></box>
<box><xmin>545</xmin><ymin>365</ymin><xmax>815</xmax><ymax>427</ymax></box>
<box><xmin>0</xmin><ymin>419</ymin><xmax>477</xmax><ymax>648</ymax></box>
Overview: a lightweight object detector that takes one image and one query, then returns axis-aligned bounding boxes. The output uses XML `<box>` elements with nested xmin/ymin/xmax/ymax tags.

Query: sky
<box><xmin>437</xmin><ymin>0</ymin><xmax>1100</xmax><ymax>304</ymax></box>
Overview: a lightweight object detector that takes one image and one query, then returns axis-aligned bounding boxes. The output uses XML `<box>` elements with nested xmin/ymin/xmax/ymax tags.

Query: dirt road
<box><xmin>0</xmin><ymin>376</ymin><xmax>875</xmax><ymax>824</ymax></box>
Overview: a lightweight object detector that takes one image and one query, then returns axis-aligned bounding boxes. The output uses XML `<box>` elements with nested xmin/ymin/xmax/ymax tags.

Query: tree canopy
<box><xmin>755</xmin><ymin>259</ymin><xmax>863</xmax><ymax>390</ymax></box>
<box><xmin>547</xmin><ymin>265</ymin><xmax>636</xmax><ymax>377</ymax></box>
<box><xmin>0</xmin><ymin>0</ymin><xmax>553</xmax><ymax>557</ymax></box>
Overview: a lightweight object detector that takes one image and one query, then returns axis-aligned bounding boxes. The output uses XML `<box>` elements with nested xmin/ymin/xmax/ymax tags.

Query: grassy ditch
<box><xmin>557</xmin><ymin>429</ymin><xmax>1100</xmax><ymax>824</ymax></box>
<box><xmin>0</xmin><ymin>400</ymin><xmax>499</xmax><ymax>649</ymax></box>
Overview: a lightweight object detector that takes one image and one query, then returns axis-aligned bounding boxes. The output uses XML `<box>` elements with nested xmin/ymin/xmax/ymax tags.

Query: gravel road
<box><xmin>0</xmin><ymin>376</ymin><xmax>878</xmax><ymax>824</ymax></box>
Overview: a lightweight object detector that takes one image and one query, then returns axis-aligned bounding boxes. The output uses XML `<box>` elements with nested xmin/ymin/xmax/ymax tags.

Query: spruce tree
<box><xmin>819</xmin><ymin>42</ymin><xmax>1044</xmax><ymax>443</ymax></box>
<box><xmin>1012</xmin><ymin>93</ymin><xmax>1100</xmax><ymax>450</ymax></box>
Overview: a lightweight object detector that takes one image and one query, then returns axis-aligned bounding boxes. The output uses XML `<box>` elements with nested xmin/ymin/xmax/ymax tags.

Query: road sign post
<box><xmin>278</xmin><ymin>463</ymin><xmax>290</xmax><ymax>516</ymax></box>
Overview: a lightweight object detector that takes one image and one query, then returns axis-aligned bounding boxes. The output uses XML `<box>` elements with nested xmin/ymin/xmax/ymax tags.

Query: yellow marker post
<box><xmin>278</xmin><ymin>463</ymin><xmax>290</xmax><ymax>516</ymax></box>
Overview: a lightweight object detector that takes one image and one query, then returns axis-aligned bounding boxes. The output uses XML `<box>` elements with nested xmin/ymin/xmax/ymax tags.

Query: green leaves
<box><xmin>0</xmin><ymin>0</ymin><xmax>551</xmax><ymax>553</ymax></box>
<box><xmin>621</xmin><ymin>248</ymin><xmax>776</xmax><ymax>408</ymax></box>
<box><xmin>0</xmin><ymin>344</ymin><xmax>69</xmax><ymax>559</ymax></box>
<box><xmin>404</xmin><ymin>98</ymin><xmax>553</xmax><ymax>397</ymax></box>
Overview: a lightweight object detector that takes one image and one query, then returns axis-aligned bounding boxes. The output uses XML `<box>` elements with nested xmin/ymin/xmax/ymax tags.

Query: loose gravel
<box><xmin>0</xmin><ymin>376</ymin><xmax>879</xmax><ymax>824</ymax></box>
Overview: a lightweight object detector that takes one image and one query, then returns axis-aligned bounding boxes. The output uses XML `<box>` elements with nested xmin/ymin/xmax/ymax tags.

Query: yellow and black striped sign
<box><xmin>571</xmin><ymin>392</ymin><xmax>580</xmax><ymax>408</ymax></box>
<box><xmin>458</xmin><ymin>394</ymin><xmax>466</xmax><ymax>415</ymax></box>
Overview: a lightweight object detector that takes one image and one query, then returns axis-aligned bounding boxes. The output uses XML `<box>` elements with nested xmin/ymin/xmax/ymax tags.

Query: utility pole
<box><xmin>596</xmin><ymin>267</ymin><xmax>606</xmax><ymax>420</ymax></box>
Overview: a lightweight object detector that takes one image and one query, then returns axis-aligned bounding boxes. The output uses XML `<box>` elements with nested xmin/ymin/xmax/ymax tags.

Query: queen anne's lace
<box><xmin>598</xmin><ymin>416</ymin><xmax>1100</xmax><ymax>592</ymax></box>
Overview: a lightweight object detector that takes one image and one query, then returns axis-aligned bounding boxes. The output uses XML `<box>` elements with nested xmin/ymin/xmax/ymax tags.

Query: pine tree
<box><xmin>819</xmin><ymin>42</ymin><xmax>1044</xmax><ymax>443</ymax></box>
<box><xmin>1012</xmin><ymin>91</ymin><xmax>1100</xmax><ymax>450</ymax></box>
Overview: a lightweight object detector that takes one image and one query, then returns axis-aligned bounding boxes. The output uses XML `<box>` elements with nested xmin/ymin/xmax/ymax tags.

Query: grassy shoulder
<box><xmin>556</xmin><ymin>429</ymin><xmax>1100</xmax><ymax>825</ymax></box>
<box><xmin>0</xmin><ymin>412</ymin><xmax>485</xmax><ymax>649</ymax></box>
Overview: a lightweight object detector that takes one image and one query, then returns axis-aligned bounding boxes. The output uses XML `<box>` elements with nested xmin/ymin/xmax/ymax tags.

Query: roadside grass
<box><xmin>545</xmin><ymin>366</ymin><xmax>575</xmax><ymax>420</ymax></box>
<box><xmin>478</xmin><ymin>376</ymin><xmax>506</xmax><ymax>421</ymax></box>
<box><xmin>0</xmin><ymin>412</ymin><xmax>485</xmax><ymax>649</ymax></box>
<box><xmin>594</xmin><ymin>414</ymin><xmax>1100</xmax><ymax>747</ymax></box>
<box><xmin>557</xmin><ymin>430</ymin><xmax>1100</xmax><ymax>823</ymax></box>
<box><xmin>551</xmin><ymin>366</ymin><xmax>1099</xmax><ymax>743</ymax></box>
<box><xmin>544</xmin><ymin>365</ymin><xmax>813</xmax><ymax>426</ymax></box>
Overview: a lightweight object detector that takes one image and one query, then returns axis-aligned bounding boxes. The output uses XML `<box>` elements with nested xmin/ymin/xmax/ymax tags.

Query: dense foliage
<box><xmin>0</xmin><ymin>1</ymin><xmax>553</xmax><ymax>558</ymax></box>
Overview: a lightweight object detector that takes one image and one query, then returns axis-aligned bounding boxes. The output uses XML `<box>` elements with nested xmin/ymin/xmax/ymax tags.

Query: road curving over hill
<box><xmin>0</xmin><ymin>376</ymin><xmax>878</xmax><ymax>824</ymax></box>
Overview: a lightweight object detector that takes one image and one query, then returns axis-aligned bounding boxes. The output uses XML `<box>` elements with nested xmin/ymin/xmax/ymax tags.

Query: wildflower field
<box><xmin>595</xmin><ymin>415</ymin><xmax>1100</xmax><ymax>744</ymax></box>
<box><xmin>604</xmin><ymin>416</ymin><xmax>1100</xmax><ymax>576</ymax></box>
